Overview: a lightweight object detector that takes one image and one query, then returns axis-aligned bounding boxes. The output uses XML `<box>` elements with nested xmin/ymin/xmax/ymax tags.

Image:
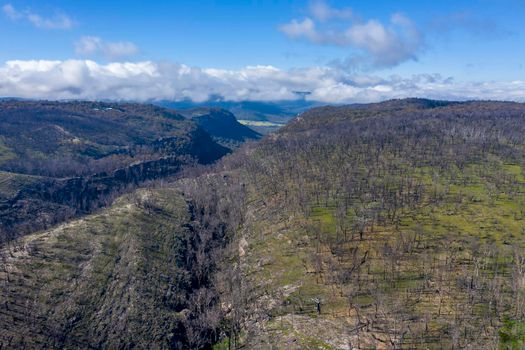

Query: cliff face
<box><xmin>152</xmin><ymin>127</ymin><xmax>230</xmax><ymax>163</ymax></box>
<box><xmin>185</xmin><ymin>108</ymin><xmax>261</xmax><ymax>142</ymax></box>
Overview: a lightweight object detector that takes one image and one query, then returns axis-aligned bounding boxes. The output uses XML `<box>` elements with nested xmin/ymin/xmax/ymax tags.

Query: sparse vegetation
<box><xmin>198</xmin><ymin>99</ymin><xmax>525</xmax><ymax>348</ymax></box>
<box><xmin>0</xmin><ymin>100</ymin><xmax>231</xmax><ymax>242</ymax></box>
<box><xmin>3</xmin><ymin>99</ymin><xmax>525</xmax><ymax>349</ymax></box>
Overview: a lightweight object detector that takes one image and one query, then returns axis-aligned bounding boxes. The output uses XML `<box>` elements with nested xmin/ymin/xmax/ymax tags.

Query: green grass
<box><xmin>240</xmin><ymin>157</ymin><xmax>525</xmax><ymax>348</ymax></box>
<box><xmin>0</xmin><ymin>136</ymin><xmax>15</xmax><ymax>164</ymax></box>
<box><xmin>499</xmin><ymin>318</ymin><xmax>525</xmax><ymax>350</ymax></box>
<box><xmin>502</xmin><ymin>164</ymin><xmax>525</xmax><ymax>183</ymax></box>
<box><xmin>311</xmin><ymin>206</ymin><xmax>337</xmax><ymax>233</ymax></box>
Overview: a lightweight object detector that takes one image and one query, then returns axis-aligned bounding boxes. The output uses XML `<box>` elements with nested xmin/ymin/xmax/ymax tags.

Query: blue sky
<box><xmin>0</xmin><ymin>0</ymin><xmax>524</xmax><ymax>102</ymax></box>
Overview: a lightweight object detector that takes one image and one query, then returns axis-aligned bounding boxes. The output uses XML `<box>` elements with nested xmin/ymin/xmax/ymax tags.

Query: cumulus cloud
<box><xmin>2</xmin><ymin>3</ymin><xmax>73</xmax><ymax>29</ymax></box>
<box><xmin>279</xmin><ymin>18</ymin><xmax>320</xmax><ymax>42</ymax></box>
<box><xmin>279</xmin><ymin>1</ymin><xmax>423</xmax><ymax>68</ymax></box>
<box><xmin>0</xmin><ymin>59</ymin><xmax>524</xmax><ymax>103</ymax></box>
<box><xmin>75</xmin><ymin>36</ymin><xmax>139</xmax><ymax>59</ymax></box>
<box><xmin>309</xmin><ymin>0</ymin><xmax>352</xmax><ymax>22</ymax></box>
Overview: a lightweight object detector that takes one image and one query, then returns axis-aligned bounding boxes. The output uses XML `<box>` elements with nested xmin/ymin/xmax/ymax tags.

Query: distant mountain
<box><xmin>178</xmin><ymin>107</ymin><xmax>261</xmax><ymax>147</ymax></box>
<box><xmin>157</xmin><ymin>99</ymin><xmax>321</xmax><ymax>133</ymax></box>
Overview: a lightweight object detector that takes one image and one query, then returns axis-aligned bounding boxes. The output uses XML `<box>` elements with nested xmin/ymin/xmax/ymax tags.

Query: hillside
<box><xmin>0</xmin><ymin>100</ymin><xmax>229</xmax><ymax>241</ymax></box>
<box><xmin>1</xmin><ymin>188</ymin><xmax>194</xmax><ymax>348</ymax></box>
<box><xmin>159</xmin><ymin>100</ymin><xmax>319</xmax><ymax>134</ymax></box>
<box><xmin>179</xmin><ymin>107</ymin><xmax>261</xmax><ymax>147</ymax></box>
<box><xmin>2</xmin><ymin>99</ymin><xmax>525</xmax><ymax>349</ymax></box>
<box><xmin>196</xmin><ymin>99</ymin><xmax>525</xmax><ymax>348</ymax></box>
<box><xmin>0</xmin><ymin>100</ymin><xmax>227</xmax><ymax>177</ymax></box>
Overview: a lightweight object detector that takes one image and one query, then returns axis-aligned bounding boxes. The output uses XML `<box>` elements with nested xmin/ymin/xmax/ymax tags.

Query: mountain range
<box><xmin>1</xmin><ymin>98</ymin><xmax>525</xmax><ymax>349</ymax></box>
<box><xmin>0</xmin><ymin>100</ymin><xmax>258</xmax><ymax>241</ymax></box>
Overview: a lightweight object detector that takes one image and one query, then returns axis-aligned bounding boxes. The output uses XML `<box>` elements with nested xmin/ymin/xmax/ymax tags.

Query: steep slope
<box><xmin>0</xmin><ymin>100</ymin><xmax>229</xmax><ymax>241</ymax></box>
<box><xmin>158</xmin><ymin>100</ymin><xmax>319</xmax><ymax>134</ymax></box>
<box><xmin>180</xmin><ymin>108</ymin><xmax>261</xmax><ymax>147</ymax></box>
<box><xmin>1</xmin><ymin>188</ymin><xmax>194</xmax><ymax>348</ymax></box>
<box><xmin>0</xmin><ymin>100</ymin><xmax>226</xmax><ymax>177</ymax></box>
<box><xmin>193</xmin><ymin>99</ymin><xmax>525</xmax><ymax>349</ymax></box>
<box><xmin>3</xmin><ymin>99</ymin><xmax>525</xmax><ymax>349</ymax></box>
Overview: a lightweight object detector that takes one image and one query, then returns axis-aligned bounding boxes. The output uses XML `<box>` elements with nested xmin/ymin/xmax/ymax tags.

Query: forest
<box><xmin>0</xmin><ymin>101</ymin><xmax>260</xmax><ymax>243</ymax></box>
<box><xmin>179</xmin><ymin>98</ymin><xmax>525</xmax><ymax>348</ymax></box>
<box><xmin>1</xmin><ymin>98</ymin><xmax>525</xmax><ymax>349</ymax></box>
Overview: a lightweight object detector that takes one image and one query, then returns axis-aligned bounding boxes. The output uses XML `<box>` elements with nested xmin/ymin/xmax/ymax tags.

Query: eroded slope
<box><xmin>0</xmin><ymin>188</ymin><xmax>192</xmax><ymax>349</ymax></box>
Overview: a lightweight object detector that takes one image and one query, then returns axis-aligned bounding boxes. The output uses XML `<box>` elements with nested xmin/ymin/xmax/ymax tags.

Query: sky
<box><xmin>0</xmin><ymin>0</ymin><xmax>524</xmax><ymax>103</ymax></box>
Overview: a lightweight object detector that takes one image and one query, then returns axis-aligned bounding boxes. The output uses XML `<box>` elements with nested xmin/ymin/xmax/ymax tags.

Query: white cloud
<box><xmin>2</xmin><ymin>3</ymin><xmax>73</xmax><ymax>29</ymax></box>
<box><xmin>2</xmin><ymin>4</ymin><xmax>18</xmax><ymax>19</ymax></box>
<box><xmin>279</xmin><ymin>2</ymin><xmax>423</xmax><ymax>68</ymax></box>
<box><xmin>343</xmin><ymin>14</ymin><xmax>422</xmax><ymax>67</ymax></box>
<box><xmin>309</xmin><ymin>0</ymin><xmax>352</xmax><ymax>22</ymax></box>
<box><xmin>0</xmin><ymin>59</ymin><xmax>524</xmax><ymax>103</ymax></box>
<box><xmin>279</xmin><ymin>18</ymin><xmax>320</xmax><ymax>42</ymax></box>
<box><xmin>75</xmin><ymin>36</ymin><xmax>139</xmax><ymax>59</ymax></box>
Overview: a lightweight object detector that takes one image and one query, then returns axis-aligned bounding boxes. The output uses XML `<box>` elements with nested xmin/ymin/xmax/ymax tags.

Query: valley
<box><xmin>2</xmin><ymin>1</ymin><xmax>522</xmax><ymax>348</ymax></box>
<box><xmin>1</xmin><ymin>99</ymin><xmax>525</xmax><ymax>348</ymax></box>
<box><xmin>0</xmin><ymin>101</ymin><xmax>258</xmax><ymax>242</ymax></box>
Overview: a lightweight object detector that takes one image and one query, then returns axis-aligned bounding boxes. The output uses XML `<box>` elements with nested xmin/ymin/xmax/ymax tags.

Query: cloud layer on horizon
<box><xmin>0</xmin><ymin>59</ymin><xmax>524</xmax><ymax>104</ymax></box>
